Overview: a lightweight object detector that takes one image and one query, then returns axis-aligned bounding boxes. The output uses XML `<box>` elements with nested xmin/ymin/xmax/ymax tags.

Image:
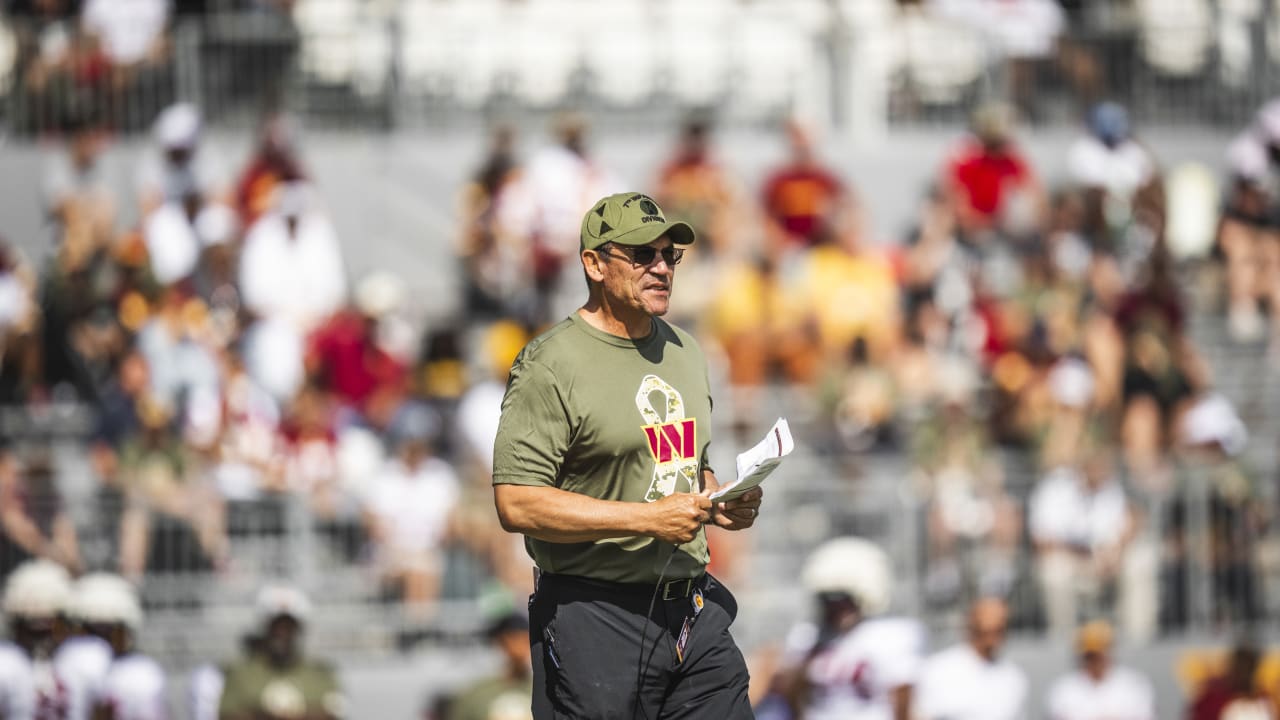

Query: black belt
<box><xmin>537</xmin><ymin>571</ymin><xmax>703</xmax><ymax>601</ymax></box>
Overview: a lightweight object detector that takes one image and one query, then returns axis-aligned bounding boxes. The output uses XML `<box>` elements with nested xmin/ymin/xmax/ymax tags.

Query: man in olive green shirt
<box><xmin>446</xmin><ymin>612</ymin><xmax>534</xmax><ymax>720</ymax></box>
<box><xmin>219</xmin><ymin>586</ymin><xmax>345</xmax><ymax>720</ymax></box>
<box><xmin>493</xmin><ymin>192</ymin><xmax>763</xmax><ymax>719</ymax></box>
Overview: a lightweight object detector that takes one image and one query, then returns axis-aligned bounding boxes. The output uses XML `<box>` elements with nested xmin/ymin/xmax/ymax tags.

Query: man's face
<box><xmin>72</xmin><ymin>130</ymin><xmax>103</xmax><ymax>169</ymax></box>
<box><xmin>967</xmin><ymin>600</ymin><xmax>1008</xmax><ymax>661</ymax></box>
<box><xmin>264</xmin><ymin>615</ymin><xmax>301</xmax><ymax>665</ymax></box>
<box><xmin>1082</xmin><ymin>650</ymin><xmax>1109</xmax><ymax>679</ymax></box>
<box><xmin>589</xmin><ymin>237</ymin><xmax>680</xmax><ymax>318</ymax></box>
<box><xmin>165</xmin><ymin>147</ymin><xmax>192</xmax><ymax>167</ymax></box>
<box><xmin>498</xmin><ymin>629</ymin><xmax>531</xmax><ymax>677</ymax></box>
<box><xmin>13</xmin><ymin>616</ymin><xmax>59</xmax><ymax>658</ymax></box>
<box><xmin>816</xmin><ymin>592</ymin><xmax>859</xmax><ymax>634</ymax></box>
<box><xmin>1083</xmin><ymin>452</ymin><xmax>1113</xmax><ymax>489</ymax></box>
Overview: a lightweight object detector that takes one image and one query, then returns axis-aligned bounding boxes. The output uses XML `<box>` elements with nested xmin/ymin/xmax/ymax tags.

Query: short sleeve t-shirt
<box><xmin>448</xmin><ymin>676</ymin><xmax>534</xmax><ymax>720</ymax></box>
<box><xmin>946</xmin><ymin>140</ymin><xmax>1032</xmax><ymax>220</ymax></box>
<box><xmin>218</xmin><ymin>657</ymin><xmax>344</xmax><ymax>719</ymax></box>
<box><xmin>493</xmin><ymin>312</ymin><xmax>714</xmax><ymax>584</ymax></box>
<box><xmin>367</xmin><ymin>457</ymin><xmax>460</xmax><ymax>552</ymax></box>
<box><xmin>1046</xmin><ymin>667</ymin><xmax>1155</xmax><ymax>720</ymax></box>
<box><xmin>1029</xmin><ymin>468</ymin><xmax>1129</xmax><ymax>551</ymax></box>
<box><xmin>915</xmin><ymin>643</ymin><xmax>1027</xmax><ymax>720</ymax></box>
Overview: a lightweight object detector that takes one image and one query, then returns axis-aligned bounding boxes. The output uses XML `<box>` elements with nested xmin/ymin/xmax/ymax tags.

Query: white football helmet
<box><xmin>2</xmin><ymin>559</ymin><xmax>72</xmax><ymax>620</ymax></box>
<box><xmin>800</xmin><ymin>537</ymin><xmax>893</xmax><ymax>617</ymax></box>
<box><xmin>70</xmin><ymin>573</ymin><xmax>143</xmax><ymax>631</ymax></box>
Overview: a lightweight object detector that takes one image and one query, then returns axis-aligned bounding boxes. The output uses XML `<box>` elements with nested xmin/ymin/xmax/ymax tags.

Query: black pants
<box><xmin>529</xmin><ymin>572</ymin><xmax>753</xmax><ymax>720</ymax></box>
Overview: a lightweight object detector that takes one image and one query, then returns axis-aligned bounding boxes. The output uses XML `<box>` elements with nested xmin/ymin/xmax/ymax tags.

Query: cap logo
<box><xmin>622</xmin><ymin>194</ymin><xmax>663</xmax><ymax>220</ymax></box>
<box><xmin>587</xmin><ymin>201</ymin><xmax>622</xmax><ymax>239</ymax></box>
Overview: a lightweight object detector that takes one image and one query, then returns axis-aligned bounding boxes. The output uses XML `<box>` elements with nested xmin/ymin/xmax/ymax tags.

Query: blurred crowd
<box><xmin>3</xmin><ymin>0</ymin><xmax>296</xmax><ymax>134</ymax></box>
<box><xmin>0</xmin><ymin>99</ymin><xmax>533</xmax><ymax>628</ymax></box>
<box><xmin>459</xmin><ymin>97</ymin><xmax>1279</xmax><ymax>646</ymax></box>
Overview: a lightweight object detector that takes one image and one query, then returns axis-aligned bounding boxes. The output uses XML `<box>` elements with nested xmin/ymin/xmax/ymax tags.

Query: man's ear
<box><xmin>582</xmin><ymin>249</ymin><xmax>606</xmax><ymax>283</ymax></box>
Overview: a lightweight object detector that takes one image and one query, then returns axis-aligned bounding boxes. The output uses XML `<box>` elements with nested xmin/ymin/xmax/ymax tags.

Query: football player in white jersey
<box><xmin>186</xmin><ymin>662</ymin><xmax>226</xmax><ymax>720</ymax></box>
<box><xmin>55</xmin><ymin>574</ymin><xmax>120</xmax><ymax>720</ymax></box>
<box><xmin>78</xmin><ymin>575</ymin><xmax>168</xmax><ymax>720</ymax></box>
<box><xmin>0</xmin><ymin>559</ymin><xmax>75</xmax><ymax>719</ymax></box>
<box><xmin>771</xmin><ymin>537</ymin><xmax>925</xmax><ymax>720</ymax></box>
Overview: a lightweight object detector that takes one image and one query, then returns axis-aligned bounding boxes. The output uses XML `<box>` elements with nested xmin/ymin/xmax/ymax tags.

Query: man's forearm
<box><xmin>700</xmin><ymin>469</ymin><xmax>720</xmax><ymax>493</ymax></box>
<box><xmin>494</xmin><ymin>484</ymin><xmax>648</xmax><ymax>543</ymax></box>
<box><xmin>891</xmin><ymin>685</ymin><xmax>912</xmax><ymax>720</ymax></box>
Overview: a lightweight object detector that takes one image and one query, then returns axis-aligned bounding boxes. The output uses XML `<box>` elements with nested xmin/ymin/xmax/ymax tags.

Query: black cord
<box><xmin>632</xmin><ymin>544</ymin><xmax>679</xmax><ymax>720</ymax></box>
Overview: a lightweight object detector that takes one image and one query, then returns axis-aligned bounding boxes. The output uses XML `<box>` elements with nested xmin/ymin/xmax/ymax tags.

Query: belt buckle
<box><xmin>663</xmin><ymin>578</ymin><xmax>692</xmax><ymax>601</ymax></box>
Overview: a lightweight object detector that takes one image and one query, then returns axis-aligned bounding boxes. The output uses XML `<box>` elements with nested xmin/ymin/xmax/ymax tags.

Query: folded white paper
<box><xmin>709</xmin><ymin>418</ymin><xmax>794</xmax><ymax>502</ymax></box>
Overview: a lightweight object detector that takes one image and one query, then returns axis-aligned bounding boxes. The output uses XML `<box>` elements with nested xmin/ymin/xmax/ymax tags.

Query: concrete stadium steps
<box><xmin>1187</xmin><ymin>305</ymin><xmax>1280</xmax><ymax>478</ymax></box>
<box><xmin>142</xmin><ymin>598</ymin><xmax>490</xmax><ymax>672</ymax></box>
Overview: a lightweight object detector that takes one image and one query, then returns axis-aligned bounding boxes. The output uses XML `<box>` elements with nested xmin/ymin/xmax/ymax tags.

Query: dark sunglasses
<box><xmin>599</xmin><ymin>244</ymin><xmax>684</xmax><ymax>267</ymax></box>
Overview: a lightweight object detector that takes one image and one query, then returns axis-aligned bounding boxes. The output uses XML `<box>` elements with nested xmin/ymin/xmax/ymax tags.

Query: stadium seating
<box><xmin>294</xmin><ymin>0</ymin><xmax>390</xmax><ymax>98</ymax></box>
<box><xmin>891</xmin><ymin>6</ymin><xmax>986</xmax><ymax>108</ymax></box>
<box><xmin>0</xmin><ymin>16</ymin><xmax>14</xmax><ymax>97</ymax></box>
<box><xmin>1136</xmin><ymin>0</ymin><xmax>1214</xmax><ymax>77</ymax></box>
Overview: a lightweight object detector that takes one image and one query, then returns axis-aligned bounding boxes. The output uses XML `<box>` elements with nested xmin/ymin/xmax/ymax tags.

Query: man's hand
<box><xmin>711</xmin><ymin>487</ymin><xmax>763</xmax><ymax>531</ymax></box>
<box><xmin>647</xmin><ymin>492</ymin><xmax>712</xmax><ymax>545</ymax></box>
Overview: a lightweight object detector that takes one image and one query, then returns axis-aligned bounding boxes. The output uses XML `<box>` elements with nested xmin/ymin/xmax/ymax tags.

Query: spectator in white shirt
<box><xmin>935</xmin><ymin>0</ymin><xmax>1064</xmax><ymax>117</ymax></box>
<box><xmin>43</xmin><ymin>116</ymin><xmax>116</xmax><ymax>250</ymax></box>
<box><xmin>1068</xmin><ymin>103</ymin><xmax>1157</xmax><ymax>205</ymax></box>
<box><xmin>136</xmin><ymin>103</ymin><xmax>229</xmax><ymax>217</ymax></box>
<box><xmin>1046</xmin><ymin>620</ymin><xmax>1155</xmax><ymax>720</ymax></box>
<box><xmin>1067</xmin><ymin>103</ymin><xmax>1163</xmax><ymax>280</ymax></box>
<box><xmin>141</xmin><ymin>192</ymin><xmax>202</xmax><ymax>287</ymax></box>
<box><xmin>916</xmin><ymin>597</ymin><xmax>1027</xmax><ymax>720</ymax></box>
<box><xmin>1029</xmin><ymin>447</ymin><xmax>1142</xmax><ymax>638</ymax></box>
<box><xmin>239</xmin><ymin>182</ymin><xmax>347</xmax><ymax>335</ymax></box>
<box><xmin>510</xmin><ymin>113</ymin><xmax>625</xmax><ymax>322</ymax></box>
<box><xmin>455</xmin><ymin>320</ymin><xmax>535</xmax><ymax>596</ymax></box>
<box><xmin>1218</xmin><ymin>100</ymin><xmax>1280</xmax><ymax>343</ymax></box>
<box><xmin>134</xmin><ymin>285</ymin><xmax>220</xmax><ymax>413</ymax></box>
<box><xmin>0</xmin><ymin>243</ymin><xmax>36</xmax><ymax>338</ymax></box>
<box><xmin>364</xmin><ymin>404</ymin><xmax>459</xmax><ymax>620</ymax></box>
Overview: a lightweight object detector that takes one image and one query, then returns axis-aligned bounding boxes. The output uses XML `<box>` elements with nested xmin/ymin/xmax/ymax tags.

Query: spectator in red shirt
<box><xmin>761</xmin><ymin>118</ymin><xmax>850</xmax><ymax>252</ymax></box>
<box><xmin>305</xmin><ymin>272</ymin><xmax>409</xmax><ymax>430</ymax></box>
<box><xmin>655</xmin><ymin>113</ymin><xmax>744</xmax><ymax>257</ymax></box>
<box><xmin>1188</xmin><ymin>644</ymin><xmax>1278</xmax><ymax>720</ymax></box>
<box><xmin>235</xmin><ymin>113</ymin><xmax>305</xmax><ymax>227</ymax></box>
<box><xmin>944</xmin><ymin>102</ymin><xmax>1045</xmax><ymax>240</ymax></box>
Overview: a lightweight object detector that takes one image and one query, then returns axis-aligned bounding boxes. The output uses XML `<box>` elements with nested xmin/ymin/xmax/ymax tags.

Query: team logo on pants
<box><xmin>635</xmin><ymin>374</ymin><xmax>699</xmax><ymax>502</ymax></box>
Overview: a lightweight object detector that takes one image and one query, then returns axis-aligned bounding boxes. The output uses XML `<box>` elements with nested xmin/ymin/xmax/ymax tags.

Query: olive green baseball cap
<box><xmin>580</xmin><ymin>192</ymin><xmax>696</xmax><ymax>251</ymax></box>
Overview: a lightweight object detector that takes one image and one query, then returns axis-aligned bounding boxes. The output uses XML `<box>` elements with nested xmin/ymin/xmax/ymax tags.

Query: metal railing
<box><xmin>0</xmin><ymin>379</ymin><xmax>1277</xmax><ymax>667</ymax></box>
